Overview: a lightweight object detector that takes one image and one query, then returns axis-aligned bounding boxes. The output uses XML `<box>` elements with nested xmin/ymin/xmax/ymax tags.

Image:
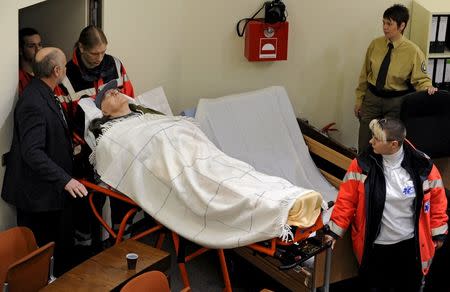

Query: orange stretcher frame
<box><xmin>79</xmin><ymin>179</ymin><xmax>327</xmax><ymax>292</ymax></box>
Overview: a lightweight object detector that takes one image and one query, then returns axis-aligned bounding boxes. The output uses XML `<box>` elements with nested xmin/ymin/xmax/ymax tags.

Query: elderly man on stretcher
<box><xmin>84</xmin><ymin>80</ymin><xmax>328</xmax><ymax>260</ymax></box>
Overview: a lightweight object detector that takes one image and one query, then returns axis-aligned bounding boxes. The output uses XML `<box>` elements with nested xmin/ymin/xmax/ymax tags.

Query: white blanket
<box><xmin>195</xmin><ymin>86</ymin><xmax>337</xmax><ymax>222</ymax></box>
<box><xmin>93</xmin><ymin>114</ymin><xmax>319</xmax><ymax>248</ymax></box>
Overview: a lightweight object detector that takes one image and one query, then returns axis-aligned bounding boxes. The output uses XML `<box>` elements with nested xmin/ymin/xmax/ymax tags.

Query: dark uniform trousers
<box><xmin>358</xmin><ymin>89</ymin><xmax>405</xmax><ymax>153</ymax></box>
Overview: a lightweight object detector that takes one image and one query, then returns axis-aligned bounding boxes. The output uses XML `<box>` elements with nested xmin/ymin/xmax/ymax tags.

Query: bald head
<box><xmin>33</xmin><ymin>47</ymin><xmax>66</xmax><ymax>79</ymax></box>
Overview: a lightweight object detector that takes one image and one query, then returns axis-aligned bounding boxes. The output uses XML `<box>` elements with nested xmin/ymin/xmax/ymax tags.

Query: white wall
<box><xmin>104</xmin><ymin>0</ymin><xmax>411</xmax><ymax>148</ymax></box>
<box><xmin>0</xmin><ymin>1</ymin><xmax>19</xmax><ymax>230</ymax></box>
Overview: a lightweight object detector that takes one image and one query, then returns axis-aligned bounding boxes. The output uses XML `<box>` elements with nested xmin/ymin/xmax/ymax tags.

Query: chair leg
<box><xmin>217</xmin><ymin>249</ymin><xmax>232</xmax><ymax>292</ymax></box>
<box><xmin>48</xmin><ymin>256</ymin><xmax>56</xmax><ymax>283</ymax></box>
<box><xmin>115</xmin><ymin>208</ymin><xmax>138</xmax><ymax>244</ymax></box>
<box><xmin>171</xmin><ymin>233</ymin><xmax>232</xmax><ymax>291</ymax></box>
<box><xmin>177</xmin><ymin>262</ymin><xmax>191</xmax><ymax>289</ymax></box>
<box><xmin>156</xmin><ymin>232</ymin><xmax>165</xmax><ymax>249</ymax></box>
<box><xmin>171</xmin><ymin>232</ymin><xmax>191</xmax><ymax>289</ymax></box>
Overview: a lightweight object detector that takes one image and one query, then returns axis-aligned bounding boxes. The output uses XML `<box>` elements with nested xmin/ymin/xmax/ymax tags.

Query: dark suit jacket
<box><xmin>2</xmin><ymin>78</ymin><xmax>73</xmax><ymax>212</ymax></box>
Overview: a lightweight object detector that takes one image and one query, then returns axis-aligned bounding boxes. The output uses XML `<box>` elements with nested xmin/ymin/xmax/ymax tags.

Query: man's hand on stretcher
<box><xmin>65</xmin><ymin>178</ymin><xmax>88</xmax><ymax>198</ymax></box>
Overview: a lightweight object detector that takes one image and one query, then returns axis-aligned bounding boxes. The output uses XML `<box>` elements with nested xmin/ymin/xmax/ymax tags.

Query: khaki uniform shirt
<box><xmin>355</xmin><ymin>35</ymin><xmax>432</xmax><ymax>106</ymax></box>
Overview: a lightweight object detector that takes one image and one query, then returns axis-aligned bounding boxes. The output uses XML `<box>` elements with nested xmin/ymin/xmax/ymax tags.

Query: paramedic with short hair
<box><xmin>325</xmin><ymin>118</ymin><xmax>447</xmax><ymax>292</ymax></box>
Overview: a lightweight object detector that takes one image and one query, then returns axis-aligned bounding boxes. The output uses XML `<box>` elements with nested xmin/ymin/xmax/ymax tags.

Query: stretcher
<box><xmin>79</xmin><ymin>177</ymin><xmax>332</xmax><ymax>292</ymax></box>
<box><xmin>78</xmin><ymin>86</ymin><xmax>351</xmax><ymax>291</ymax></box>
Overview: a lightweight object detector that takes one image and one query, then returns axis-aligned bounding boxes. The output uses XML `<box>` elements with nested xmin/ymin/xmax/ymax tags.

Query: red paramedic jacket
<box><xmin>328</xmin><ymin>141</ymin><xmax>448</xmax><ymax>275</ymax></box>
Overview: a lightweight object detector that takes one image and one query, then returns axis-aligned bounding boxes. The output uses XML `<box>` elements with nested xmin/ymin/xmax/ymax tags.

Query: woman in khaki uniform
<box><xmin>355</xmin><ymin>4</ymin><xmax>437</xmax><ymax>153</ymax></box>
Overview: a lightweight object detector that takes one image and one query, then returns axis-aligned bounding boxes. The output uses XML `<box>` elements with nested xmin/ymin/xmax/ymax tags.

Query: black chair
<box><xmin>400</xmin><ymin>90</ymin><xmax>450</xmax><ymax>158</ymax></box>
<box><xmin>400</xmin><ymin>90</ymin><xmax>450</xmax><ymax>291</ymax></box>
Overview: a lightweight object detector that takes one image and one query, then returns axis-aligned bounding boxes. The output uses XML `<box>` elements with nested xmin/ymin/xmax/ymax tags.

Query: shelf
<box><xmin>411</xmin><ymin>0</ymin><xmax>450</xmax><ymax>60</ymax></box>
<box><xmin>429</xmin><ymin>49</ymin><xmax>450</xmax><ymax>59</ymax></box>
<box><xmin>413</xmin><ymin>0</ymin><xmax>450</xmax><ymax>14</ymax></box>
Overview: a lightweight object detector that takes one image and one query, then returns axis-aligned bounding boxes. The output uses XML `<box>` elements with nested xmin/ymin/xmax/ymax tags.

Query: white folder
<box><xmin>428</xmin><ymin>59</ymin><xmax>435</xmax><ymax>80</ymax></box>
<box><xmin>437</xmin><ymin>16</ymin><xmax>448</xmax><ymax>42</ymax></box>
<box><xmin>430</xmin><ymin>16</ymin><xmax>438</xmax><ymax>42</ymax></box>
<box><xmin>435</xmin><ymin>59</ymin><xmax>445</xmax><ymax>84</ymax></box>
<box><xmin>445</xmin><ymin>59</ymin><xmax>450</xmax><ymax>83</ymax></box>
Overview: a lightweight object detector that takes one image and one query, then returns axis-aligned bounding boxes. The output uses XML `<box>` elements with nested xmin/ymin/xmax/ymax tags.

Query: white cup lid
<box><xmin>126</xmin><ymin>253</ymin><xmax>138</xmax><ymax>259</ymax></box>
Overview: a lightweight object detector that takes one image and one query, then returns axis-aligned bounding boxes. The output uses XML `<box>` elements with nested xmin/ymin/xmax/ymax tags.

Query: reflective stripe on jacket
<box><xmin>59</xmin><ymin>48</ymin><xmax>134</xmax><ymax>118</ymax></box>
<box><xmin>329</xmin><ymin>142</ymin><xmax>448</xmax><ymax>275</ymax></box>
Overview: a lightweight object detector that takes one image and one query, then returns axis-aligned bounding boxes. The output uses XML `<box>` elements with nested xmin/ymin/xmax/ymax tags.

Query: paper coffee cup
<box><xmin>126</xmin><ymin>253</ymin><xmax>138</xmax><ymax>270</ymax></box>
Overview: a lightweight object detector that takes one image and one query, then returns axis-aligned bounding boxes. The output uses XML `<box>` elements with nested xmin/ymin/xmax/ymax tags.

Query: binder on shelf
<box><xmin>436</xmin><ymin>16</ymin><xmax>448</xmax><ymax>53</ymax></box>
<box><xmin>447</xmin><ymin>16</ymin><xmax>450</xmax><ymax>54</ymax></box>
<box><xmin>429</xmin><ymin>16</ymin><xmax>438</xmax><ymax>53</ymax></box>
<box><xmin>444</xmin><ymin>59</ymin><xmax>450</xmax><ymax>90</ymax></box>
<box><xmin>435</xmin><ymin>58</ymin><xmax>445</xmax><ymax>86</ymax></box>
<box><xmin>428</xmin><ymin>59</ymin><xmax>436</xmax><ymax>83</ymax></box>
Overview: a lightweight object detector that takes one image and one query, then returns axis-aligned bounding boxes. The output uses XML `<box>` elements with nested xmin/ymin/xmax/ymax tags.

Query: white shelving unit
<box><xmin>410</xmin><ymin>0</ymin><xmax>450</xmax><ymax>85</ymax></box>
<box><xmin>410</xmin><ymin>0</ymin><xmax>450</xmax><ymax>84</ymax></box>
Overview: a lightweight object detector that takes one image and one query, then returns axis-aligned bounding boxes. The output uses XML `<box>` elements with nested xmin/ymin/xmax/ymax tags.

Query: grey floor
<box><xmin>140</xmin><ymin>233</ymin><xmax>272</xmax><ymax>292</ymax></box>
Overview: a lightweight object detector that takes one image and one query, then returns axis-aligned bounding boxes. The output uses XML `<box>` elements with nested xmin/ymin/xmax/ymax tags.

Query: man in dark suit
<box><xmin>2</xmin><ymin>47</ymin><xmax>88</xmax><ymax>275</ymax></box>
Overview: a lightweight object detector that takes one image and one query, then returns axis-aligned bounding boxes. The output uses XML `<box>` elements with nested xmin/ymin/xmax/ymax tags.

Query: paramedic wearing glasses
<box><xmin>355</xmin><ymin>4</ymin><xmax>437</xmax><ymax>154</ymax></box>
<box><xmin>325</xmin><ymin>118</ymin><xmax>448</xmax><ymax>292</ymax></box>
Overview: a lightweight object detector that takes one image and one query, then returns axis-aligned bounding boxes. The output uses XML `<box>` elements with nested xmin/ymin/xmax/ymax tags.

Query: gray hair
<box><xmin>32</xmin><ymin>50</ymin><xmax>59</xmax><ymax>78</ymax></box>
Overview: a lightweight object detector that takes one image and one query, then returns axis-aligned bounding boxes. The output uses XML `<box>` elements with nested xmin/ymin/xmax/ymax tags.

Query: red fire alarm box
<box><xmin>244</xmin><ymin>20</ymin><xmax>289</xmax><ymax>62</ymax></box>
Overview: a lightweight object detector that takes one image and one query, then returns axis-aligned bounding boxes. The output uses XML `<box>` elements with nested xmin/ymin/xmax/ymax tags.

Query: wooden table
<box><xmin>41</xmin><ymin>240</ymin><xmax>170</xmax><ymax>292</ymax></box>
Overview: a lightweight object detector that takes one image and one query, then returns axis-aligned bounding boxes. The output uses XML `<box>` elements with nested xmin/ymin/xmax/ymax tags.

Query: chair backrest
<box><xmin>400</xmin><ymin>90</ymin><xmax>450</xmax><ymax>158</ymax></box>
<box><xmin>5</xmin><ymin>242</ymin><xmax>55</xmax><ymax>292</ymax></box>
<box><xmin>0</xmin><ymin>227</ymin><xmax>37</xmax><ymax>288</ymax></box>
<box><xmin>120</xmin><ymin>271</ymin><xmax>170</xmax><ymax>292</ymax></box>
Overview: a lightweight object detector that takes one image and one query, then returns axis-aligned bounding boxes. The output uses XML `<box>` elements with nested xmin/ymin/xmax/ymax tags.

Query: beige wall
<box><xmin>104</xmin><ymin>0</ymin><xmax>411</xmax><ymax>148</ymax></box>
<box><xmin>0</xmin><ymin>1</ymin><xmax>19</xmax><ymax>230</ymax></box>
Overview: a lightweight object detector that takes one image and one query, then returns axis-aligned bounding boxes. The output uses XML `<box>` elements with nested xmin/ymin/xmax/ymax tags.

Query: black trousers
<box><xmin>358</xmin><ymin>89</ymin><xmax>405</xmax><ymax>153</ymax></box>
<box><xmin>17</xmin><ymin>207</ymin><xmax>74</xmax><ymax>276</ymax></box>
<box><xmin>73</xmin><ymin>195</ymin><xmax>134</xmax><ymax>243</ymax></box>
<box><xmin>361</xmin><ymin>238</ymin><xmax>423</xmax><ymax>292</ymax></box>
